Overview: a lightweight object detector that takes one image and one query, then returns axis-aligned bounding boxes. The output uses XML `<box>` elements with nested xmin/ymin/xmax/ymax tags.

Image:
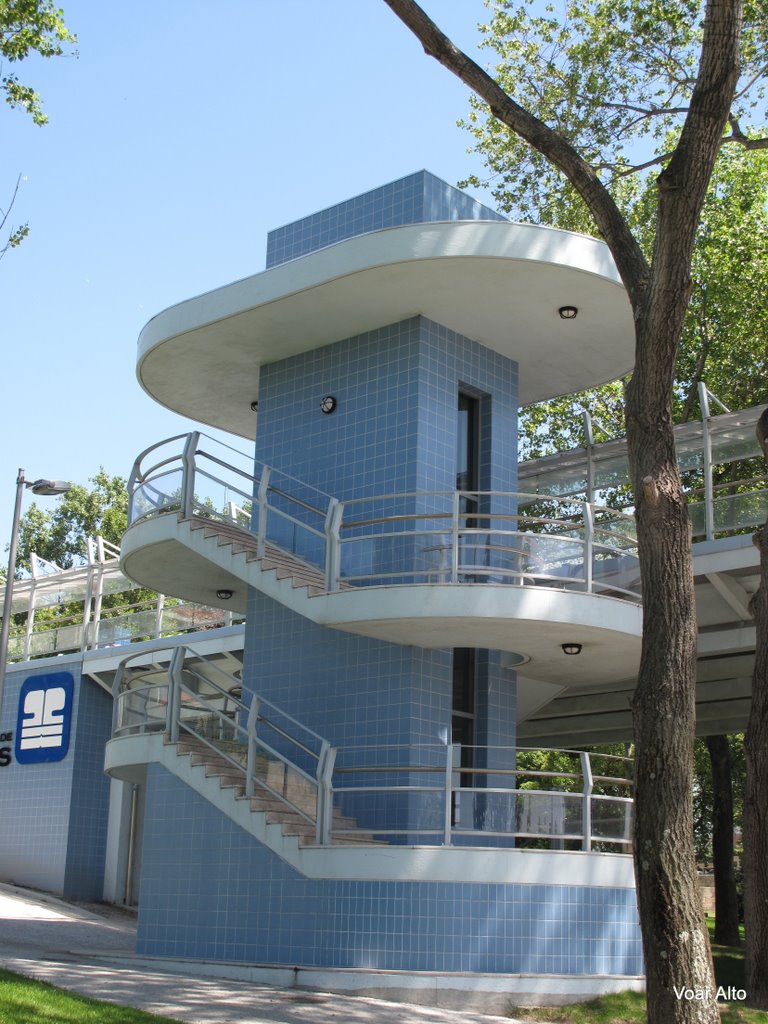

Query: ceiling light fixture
<box><xmin>558</xmin><ymin>305</ymin><xmax>578</xmax><ymax>320</ymax></box>
<box><xmin>561</xmin><ymin>642</ymin><xmax>583</xmax><ymax>656</ymax></box>
<box><xmin>216</xmin><ymin>589</ymin><xmax>234</xmax><ymax>601</ymax></box>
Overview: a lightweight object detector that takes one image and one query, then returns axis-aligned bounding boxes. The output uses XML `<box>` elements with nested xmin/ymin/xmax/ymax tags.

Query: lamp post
<box><xmin>0</xmin><ymin>469</ymin><xmax>71</xmax><ymax>723</ymax></box>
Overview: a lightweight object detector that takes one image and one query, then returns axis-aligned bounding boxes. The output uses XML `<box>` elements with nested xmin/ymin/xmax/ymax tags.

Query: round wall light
<box><xmin>558</xmin><ymin>305</ymin><xmax>578</xmax><ymax>320</ymax></box>
<box><xmin>561</xmin><ymin>642</ymin><xmax>583</xmax><ymax>656</ymax></box>
<box><xmin>320</xmin><ymin>395</ymin><xmax>337</xmax><ymax>414</ymax></box>
<box><xmin>216</xmin><ymin>589</ymin><xmax>234</xmax><ymax>601</ymax></box>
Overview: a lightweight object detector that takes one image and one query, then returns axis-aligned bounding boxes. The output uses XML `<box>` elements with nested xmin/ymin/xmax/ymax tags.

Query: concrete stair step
<box><xmin>172</xmin><ymin>718</ymin><xmax>377</xmax><ymax>848</ymax></box>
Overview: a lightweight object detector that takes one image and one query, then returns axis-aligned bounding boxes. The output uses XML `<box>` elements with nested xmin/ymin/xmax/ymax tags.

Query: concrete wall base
<box><xmin>103</xmin><ymin>953</ymin><xmax>645</xmax><ymax>1013</ymax></box>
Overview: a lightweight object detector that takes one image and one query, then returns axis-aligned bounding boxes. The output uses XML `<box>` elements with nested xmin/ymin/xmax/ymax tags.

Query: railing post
<box><xmin>324</xmin><ymin>498</ymin><xmax>343</xmax><ymax>593</ymax></box>
<box><xmin>245</xmin><ymin>693</ymin><xmax>261</xmax><ymax>799</ymax></box>
<box><xmin>582</xmin><ymin>409</ymin><xmax>596</xmax><ymax>507</ymax></box>
<box><xmin>154</xmin><ymin>593</ymin><xmax>165</xmax><ymax>639</ymax></box>
<box><xmin>23</xmin><ymin>555</ymin><xmax>38</xmax><ymax>661</ymax></box>
<box><xmin>444</xmin><ymin>743</ymin><xmax>455</xmax><ymax>846</ymax></box>
<box><xmin>180</xmin><ymin>431</ymin><xmax>200</xmax><ymax>521</ymax></box>
<box><xmin>583</xmin><ymin>501</ymin><xmax>594</xmax><ymax>593</ymax></box>
<box><xmin>697</xmin><ymin>382</ymin><xmax>716</xmax><ymax>541</ymax></box>
<box><xmin>451</xmin><ymin>491</ymin><xmax>460</xmax><ymax>584</ymax></box>
<box><xmin>315</xmin><ymin>742</ymin><xmax>337</xmax><ymax>846</ymax></box>
<box><xmin>581</xmin><ymin>751</ymin><xmax>594</xmax><ymax>852</ymax></box>
<box><xmin>168</xmin><ymin>647</ymin><xmax>185</xmax><ymax>743</ymax></box>
<box><xmin>255</xmin><ymin>466</ymin><xmax>271</xmax><ymax>559</ymax></box>
<box><xmin>90</xmin><ymin>537</ymin><xmax>107</xmax><ymax>650</ymax></box>
<box><xmin>111</xmin><ymin>662</ymin><xmax>125</xmax><ymax>735</ymax></box>
<box><xmin>127</xmin><ymin>455</ymin><xmax>141</xmax><ymax>525</ymax></box>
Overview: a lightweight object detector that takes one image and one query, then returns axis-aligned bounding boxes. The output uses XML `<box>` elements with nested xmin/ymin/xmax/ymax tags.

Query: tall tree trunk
<box><xmin>626</xmin><ymin>341</ymin><xmax>719</xmax><ymax>1024</ymax></box>
<box><xmin>705</xmin><ymin>734</ymin><xmax>741</xmax><ymax>946</ymax></box>
<box><xmin>743</xmin><ymin>519</ymin><xmax>768</xmax><ymax>1009</ymax></box>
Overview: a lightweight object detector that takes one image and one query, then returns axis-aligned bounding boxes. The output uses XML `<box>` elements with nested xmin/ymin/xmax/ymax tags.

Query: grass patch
<box><xmin>0</xmin><ymin>968</ymin><xmax>183</xmax><ymax>1024</ymax></box>
<box><xmin>510</xmin><ymin>925</ymin><xmax>765</xmax><ymax>1023</ymax></box>
<box><xmin>511</xmin><ymin>989</ymin><xmax>647</xmax><ymax>1023</ymax></box>
<box><xmin>510</xmin><ymin>990</ymin><xmax>766</xmax><ymax>1023</ymax></box>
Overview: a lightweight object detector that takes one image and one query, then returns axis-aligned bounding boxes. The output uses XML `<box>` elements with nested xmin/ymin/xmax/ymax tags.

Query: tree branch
<box><xmin>600</xmin><ymin>100</ymin><xmax>692</xmax><ymax>117</ymax></box>
<box><xmin>0</xmin><ymin>172</ymin><xmax>22</xmax><ymax>234</ymax></box>
<box><xmin>382</xmin><ymin>0</ymin><xmax>650</xmax><ymax>309</ymax></box>
<box><xmin>725</xmin><ymin>115</ymin><xmax>768</xmax><ymax>149</ymax></box>
<box><xmin>645</xmin><ymin>0</ymin><xmax>743</xmax><ymax>359</ymax></box>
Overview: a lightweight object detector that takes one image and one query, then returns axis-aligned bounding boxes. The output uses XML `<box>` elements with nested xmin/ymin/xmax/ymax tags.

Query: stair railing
<box><xmin>114</xmin><ymin>645</ymin><xmax>337</xmax><ymax>843</ymax></box>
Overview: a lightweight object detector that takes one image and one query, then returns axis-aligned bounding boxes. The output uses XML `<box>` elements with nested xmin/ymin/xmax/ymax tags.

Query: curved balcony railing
<box><xmin>127</xmin><ymin>433</ymin><xmax>641</xmax><ymax>601</ymax></box>
<box><xmin>112</xmin><ymin>647</ymin><xmax>633</xmax><ymax>852</ymax></box>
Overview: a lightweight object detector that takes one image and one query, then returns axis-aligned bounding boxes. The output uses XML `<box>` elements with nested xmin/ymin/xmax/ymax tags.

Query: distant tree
<box><xmin>15</xmin><ymin>469</ymin><xmax>127</xmax><ymax>571</ymax></box>
<box><xmin>695</xmin><ymin>736</ymin><xmax>744</xmax><ymax>946</ymax></box>
<box><xmin>1</xmin><ymin>0</ymin><xmax>77</xmax><ymax>258</ymax></box>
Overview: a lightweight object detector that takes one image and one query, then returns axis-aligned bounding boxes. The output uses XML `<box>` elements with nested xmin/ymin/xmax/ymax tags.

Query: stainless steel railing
<box><xmin>126</xmin><ymin>433</ymin><xmax>642</xmax><ymax>601</ymax></box>
<box><xmin>112</xmin><ymin>648</ymin><xmax>633</xmax><ymax>852</ymax></box>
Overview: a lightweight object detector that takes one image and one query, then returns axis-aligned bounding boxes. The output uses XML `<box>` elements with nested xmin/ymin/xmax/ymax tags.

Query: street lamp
<box><xmin>0</xmin><ymin>469</ymin><xmax>71</xmax><ymax>721</ymax></box>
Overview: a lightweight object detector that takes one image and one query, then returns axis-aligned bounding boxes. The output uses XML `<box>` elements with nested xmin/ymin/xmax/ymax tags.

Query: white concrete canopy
<box><xmin>138</xmin><ymin>221</ymin><xmax>634</xmax><ymax>438</ymax></box>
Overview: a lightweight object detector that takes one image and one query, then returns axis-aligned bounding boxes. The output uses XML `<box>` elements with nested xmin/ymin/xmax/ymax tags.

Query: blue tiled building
<box><xmin>107</xmin><ymin>170</ymin><xmax>648</xmax><ymax>1006</ymax></box>
<box><xmin>2</xmin><ymin>171</ymin><xmax>765</xmax><ymax>1009</ymax></box>
<box><xmin>0</xmin><ymin>171</ymin><xmax>671</xmax><ymax>1011</ymax></box>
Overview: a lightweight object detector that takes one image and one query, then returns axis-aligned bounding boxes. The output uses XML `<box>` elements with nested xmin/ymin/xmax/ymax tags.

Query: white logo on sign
<box><xmin>19</xmin><ymin>687</ymin><xmax>67</xmax><ymax>749</ymax></box>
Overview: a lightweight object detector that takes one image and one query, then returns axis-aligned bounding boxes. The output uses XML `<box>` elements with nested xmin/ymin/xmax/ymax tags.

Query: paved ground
<box><xmin>0</xmin><ymin>884</ymin><xmax>538</xmax><ymax>1024</ymax></box>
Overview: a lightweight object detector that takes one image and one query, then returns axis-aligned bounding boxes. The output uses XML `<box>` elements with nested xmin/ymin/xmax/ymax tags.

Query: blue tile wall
<box><xmin>266</xmin><ymin>170</ymin><xmax>507</xmax><ymax>268</ymax></box>
<box><xmin>0</xmin><ymin>664</ymin><xmax>74</xmax><ymax>892</ymax></box>
<box><xmin>137</xmin><ymin>766</ymin><xmax>643</xmax><ymax>976</ymax></box>
<box><xmin>253</xmin><ymin>315</ymin><xmax>518</xmax><ymax>543</ymax></box>
<box><xmin>247</xmin><ymin>315</ymin><xmax>519</xmax><ymax>834</ymax></box>
<box><xmin>0</xmin><ymin>662</ymin><xmax>110</xmax><ymax>898</ymax></box>
<box><xmin>63</xmin><ymin>679</ymin><xmax>113</xmax><ymax>900</ymax></box>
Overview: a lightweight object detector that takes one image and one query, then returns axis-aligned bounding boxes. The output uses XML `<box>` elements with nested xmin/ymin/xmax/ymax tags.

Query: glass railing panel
<box><xmin>115</xmin><ymin>684</ymin><xmax>168</xmax><ymax>735</ymax></box>
<box><xmin>340</xmin><ymin>529</ymin><xmax>453</xmax><ymax>585</ymax></box>
<box><xmin>518</xmin><ymin>535</ymin><xmax>586</xmax><ymax>584</ymax></box>
<box><xmin>96</xmin><ymin>611</ymin><xmax>157</xmax><ymax>646</ymax></box>
<box><xmin>159</xmin><ymin>604</ymin><xmax>244</xmax><ymax>633</ymax></box>
<box><xmin>712</xmin><ymin>489</ymin><xmax>768</xmax><ymax>534</ymax></box>
<box><xmin>252</xmin><ymin>754</ymin><xmax>318</xmax><ymax>824</ymax></box>
<box><xmin>263</xmin><ymin>505</ymin><xmax>326</xmax><ymax>567</ymax></box>
<box><xmin>452</xmin><ymin>790</ymin><xmax>584</xmax><ymax>839</ymax></box>
<box><xmin>591</xmin><ymin>552</ymin><xmax>641</xmax><ymax>598</ymax></box>
<box><xmin>130</xmin><ymin>468</ymin><xmax>184</xmax><ymax>523</ymax></box>
<box><xmin>189</xmin><ymin>468</ymin><xmax>252</xmax><ymax>524</ymax></box>
<box><xmin>591</xmin><ymin>795</ymin><xmax>633</xmax><ymax>842</ymax></box>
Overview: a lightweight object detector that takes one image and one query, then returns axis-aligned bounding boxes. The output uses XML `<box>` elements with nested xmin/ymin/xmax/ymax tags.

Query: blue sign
<box><xmin>14</xmin><ymin>673</ymin><xmax>74</xmax><ymax>765</ymax></box>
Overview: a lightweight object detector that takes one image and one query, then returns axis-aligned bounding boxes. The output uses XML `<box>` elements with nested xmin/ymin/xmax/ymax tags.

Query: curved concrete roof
<box><xmin>138</xmin><ymin>220</ymin><xmax>634</xmax><ymax>439</ymax></box>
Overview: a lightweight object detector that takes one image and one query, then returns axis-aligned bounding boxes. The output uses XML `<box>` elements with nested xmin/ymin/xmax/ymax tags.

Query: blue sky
<box><xmin>1</xmin><ymin>0</ymin><xmax>499</xmax><ymax>552</ymax></box>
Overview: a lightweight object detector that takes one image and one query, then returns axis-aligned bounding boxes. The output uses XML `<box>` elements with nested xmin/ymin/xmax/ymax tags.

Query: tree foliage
<box><xmin>1</xmin><ymin>0</ymin><xmax>76</xmax><ymax>124</ymax></box>
<box><xmin>1</xmin><ymin>0</ymin><xmax>76</xmax><ymax>258</ymax></box>
<box><xmin>460</xmin><ymin>0</ymin><xmax>766</xmax><ymax>225</ymax></box>
<box><xmin>476</xmin><ymin>143</ymin><xmax>768</xmax><ymax>462</ymax></box>
<box><xmin>15</xmin><ymin>469</ymin><xmax>128</xmax><ymax>572</ymax></box>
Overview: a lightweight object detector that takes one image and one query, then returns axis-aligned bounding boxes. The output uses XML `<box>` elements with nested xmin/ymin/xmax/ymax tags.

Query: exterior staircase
<box><xmin>187</xmin><ymin>515</ymin><xmax>337</xmax><ymax>598</ymax></box>
<box><xmin>174</xmin><ymin>734</ymin><xmax>375</xmax><ymax>847</ymax></box>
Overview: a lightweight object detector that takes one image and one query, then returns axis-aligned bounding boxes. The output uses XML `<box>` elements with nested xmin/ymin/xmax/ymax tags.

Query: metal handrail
<box><xmin>113</xmin><ymin>645</ymin><xmax>334</xmax><ymax>843</ymax></box>
<box><xmin>126</xmin><ymin>433</ymin><xmax>643</xmax><ymax>602</ymax></box>
<box><xmin>113</xmin><ymin>653</ymin><xmax>634</xmax><ymax>850</ymax></box>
